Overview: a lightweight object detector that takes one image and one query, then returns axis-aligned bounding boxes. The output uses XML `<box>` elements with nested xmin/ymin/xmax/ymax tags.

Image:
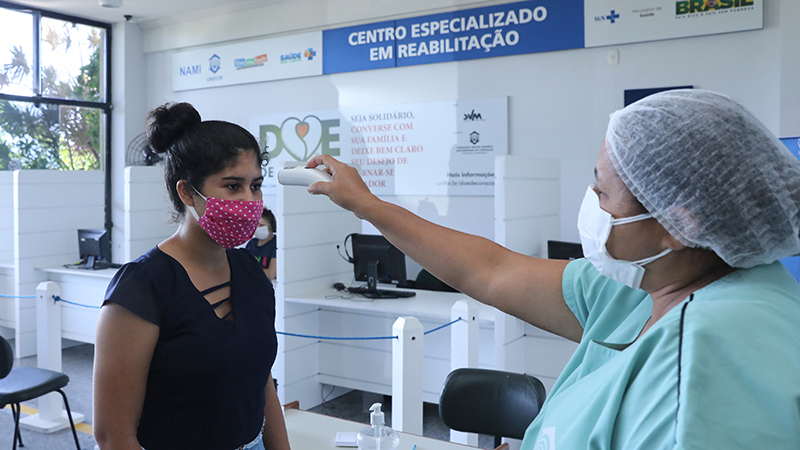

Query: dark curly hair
<box><xmin>262</xmin><ymin>207</ymin><xmax>276</xmax><ymax>233</ymax></box>
<box><xmin>146</xmin><ymin>102</ymin><xmax>267</xmax><ymax>222</ymax></box>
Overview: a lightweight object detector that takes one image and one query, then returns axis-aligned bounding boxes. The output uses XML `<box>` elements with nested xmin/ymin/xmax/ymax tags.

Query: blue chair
<box><xmin>0</xmin><ymin>335</ymin><xmax>81</xmax><ymax>450</ymax></box>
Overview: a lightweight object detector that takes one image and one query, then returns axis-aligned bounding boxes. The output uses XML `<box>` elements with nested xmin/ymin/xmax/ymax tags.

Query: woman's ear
<box><xmin>176</xmin><ymin>180</ymin><xmax>196</xmax><ymax>208</ymax></box>
<box><xmin>663</xmin><ymin>232</ymin><xmax>687</xmax><ymax>252</ymax></box>
<box><xmin>661</xmin><ymin>206</ymin><xmax>701</xmax><ymax>251</ymax></box>
<box><xmin>666</xmin><ymin>206</ymin><xmax>699</xmax><ymax>241</ymax></box>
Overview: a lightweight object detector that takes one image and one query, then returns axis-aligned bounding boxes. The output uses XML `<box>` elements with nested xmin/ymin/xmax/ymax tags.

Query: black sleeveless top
<box><xmin>103</xmin><ymin>246</ymin><xmax>277</xmax><ymax>450</ymax></box>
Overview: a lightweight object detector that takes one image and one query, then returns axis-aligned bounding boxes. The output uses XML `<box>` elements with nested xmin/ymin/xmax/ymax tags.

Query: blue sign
<box><xmin>323</xmin><ymin>20</ymin><xmax>396</xmax><ymax>74</ymax></box>
<box><xmin>780</xmin><ymin>136</ymin><xmax>800</xmax><ymax>161</ymax></box>
<box><xmin>779</xmin><ymin>137</ymin><xmax>800</xmax><ymax>282</ymax></box>
<box><xmin>322</xmin><ymin>0</ymin><xmax>583</xmax><ymax>74</ymax></box>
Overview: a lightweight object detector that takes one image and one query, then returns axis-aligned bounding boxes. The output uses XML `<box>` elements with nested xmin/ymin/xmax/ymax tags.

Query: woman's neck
<box><xmin>161</xmin><ymin>220</ymin><xmax>227</xmax><ymax>271</ymax></box>
<box><xmin>641</xmin><ymin>249</ymin><xmax>736</xmax><ymax>333</ymax></box>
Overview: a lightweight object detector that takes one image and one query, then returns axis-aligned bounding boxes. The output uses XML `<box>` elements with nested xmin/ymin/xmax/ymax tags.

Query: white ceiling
<box><xmin>4</xmin><ymin>0</ymin><xmax>271</xmax><ymax>26</ymax></box>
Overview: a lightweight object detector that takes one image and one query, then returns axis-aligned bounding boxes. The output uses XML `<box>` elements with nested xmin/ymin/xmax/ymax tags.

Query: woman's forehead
<box><xmin>215</xmin><ymin>152</ymin><xmax>262</xmax><ymax>179</ymax></box>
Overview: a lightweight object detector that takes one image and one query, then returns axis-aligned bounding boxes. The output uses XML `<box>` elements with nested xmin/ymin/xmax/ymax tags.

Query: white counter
<box><xmin>285</xmin><ymin>408</ymin><xmax>478</xmax><ymax>450</ymax></box>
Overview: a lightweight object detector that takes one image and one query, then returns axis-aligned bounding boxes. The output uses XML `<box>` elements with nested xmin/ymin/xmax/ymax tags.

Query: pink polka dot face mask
<box><xmin>188</xmin><ymin>186</ymin><xmax>263</xmax><ymax>249</ymax></box>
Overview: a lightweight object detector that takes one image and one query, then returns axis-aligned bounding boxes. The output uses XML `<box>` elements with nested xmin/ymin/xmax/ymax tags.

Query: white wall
<box><xmin>0</xmin><ymin>171</ymin><xmax>12</xmax><ymax>263</ymax></box>
<box><xmin>132</xmin><ymin>0</ymin><xmax>799</xmax><ymax>245</ymax></box>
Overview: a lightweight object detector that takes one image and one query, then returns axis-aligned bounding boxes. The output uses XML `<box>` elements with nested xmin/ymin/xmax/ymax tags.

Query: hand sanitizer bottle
<box><xmin>356</xmin><ymin>403</ymin><xmax>400</xmax><ymax>450</ymax></box>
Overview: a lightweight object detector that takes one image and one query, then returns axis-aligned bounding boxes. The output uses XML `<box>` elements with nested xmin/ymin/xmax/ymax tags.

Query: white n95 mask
<box><xmin>253</xmin><ymin>226</ymin><xmax>273</xmax><ymax>241</ymax></box>
<box><xmin>577</xmin><ymin>186</ymin><xmax>671</xmax><ymax>290</ymax></box>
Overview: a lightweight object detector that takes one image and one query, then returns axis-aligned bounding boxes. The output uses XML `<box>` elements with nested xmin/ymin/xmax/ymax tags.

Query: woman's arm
<box><xmin>262</xmin><ymin>374</ymin><xmax>291</xmax><ymax>450</ymax></box>
<box><xmin>93</xmin><ymin>303</ymin><xmax>159</xmax><ymax>450</ymax></box>
<box><xmin>307</xmin><ymin>155</ymin><xmax>583</xmax><ymax>342</ymax></box>
<box><xmin>263</xmin><ymin>258</ymin><xmax>277</xmax><ymax>280</ymax></box>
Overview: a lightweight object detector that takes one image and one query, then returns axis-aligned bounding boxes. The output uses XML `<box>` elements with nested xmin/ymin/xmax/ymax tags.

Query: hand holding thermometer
<box><xmin>277</xmin><ymin>166</ymin><xmax>333</xmax><ymax>186</ymax></box>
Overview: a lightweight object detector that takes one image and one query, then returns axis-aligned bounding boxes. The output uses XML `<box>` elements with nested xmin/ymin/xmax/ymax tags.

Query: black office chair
<box><xmin>0</xmin><ymin>335</ymin><xmax>81</xmax><ymax>450</ymax></box>
<box><xmin>439</xmin><ymin>368</ymin><xmax>546</xmax><ymax>450</ymax></box>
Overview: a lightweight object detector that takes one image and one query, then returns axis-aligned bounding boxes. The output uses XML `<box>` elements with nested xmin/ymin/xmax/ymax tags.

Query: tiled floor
<box><xmin>1</xmin><ymin>343</ymin><xmax>494</xmax><ymax>449</ymax></box>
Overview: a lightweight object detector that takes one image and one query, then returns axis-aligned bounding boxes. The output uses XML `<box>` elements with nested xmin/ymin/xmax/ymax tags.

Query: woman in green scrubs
<box><xmin>307</xmin><ymin>90</ymin><xmax>800</xmax><ymax>449</ymax></box>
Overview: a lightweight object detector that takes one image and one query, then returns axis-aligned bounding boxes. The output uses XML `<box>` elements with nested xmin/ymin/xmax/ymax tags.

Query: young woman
<box><xmin>93</xmin><ymin>102</ymin><xmax>290</xmax><ymax>450</ymax></box>
<box><xmin>245</xmin><ymin>208</ymin><xmax>277</xmax><ymax>280</ymax></box>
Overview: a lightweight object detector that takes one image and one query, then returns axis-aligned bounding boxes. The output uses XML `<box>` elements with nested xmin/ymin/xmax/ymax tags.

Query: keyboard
<box><xmin>346</xmin><ymin>286</ymin><xmax>416</xmax><ymax>299</ymax></box>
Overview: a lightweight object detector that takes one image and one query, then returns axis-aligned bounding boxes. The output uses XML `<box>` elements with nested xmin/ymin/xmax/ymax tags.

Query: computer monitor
<box><xmin>547</xmin><ymin>240</ymin><xmax>584</xmax><ymax>261</ymax></box>
<box><xmin>78</xmin><ymin>229</ymin><xmax>112</xmax><ymax>270</ymax></box>
<box><xmin>350</xmin><ymin>234</ymin><xmax>412</xmax><ymax>298</ymax></box>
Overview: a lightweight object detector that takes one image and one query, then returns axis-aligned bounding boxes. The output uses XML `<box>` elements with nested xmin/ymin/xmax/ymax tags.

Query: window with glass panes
<box><xmin>0</xmin><ymin>2</ymin><xmax>111</xmax><ymax>171</ymax></box>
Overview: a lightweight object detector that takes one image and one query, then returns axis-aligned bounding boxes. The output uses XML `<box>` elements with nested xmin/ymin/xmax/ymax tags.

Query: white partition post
<box><xmin>123</xmin><ymin>166</ymin><xmax>174</xmax><ymax>263</ymax></box>
<box><xmin>0</xmin><ymin>172</ymin><xmax>14</xmax><ymax>333</ymax></box>
<box><xmin>13</xmin><ymin>169</ymin><xmax>104</xmax><ymax>357</ymax></box>
<box><xmin>449</xmin><ymin>300</ymin><xmax>479</xmax><ymax>446</ymax></box>
<box><xmin>392</xmin><ymin>316</ymin><xmax>423</xmax><ymax>434</ymax></box>
<box><xmin>274</xmin><ymin>178</ymin><xmax>361</xmax><ymax>408</ymax></box>
<box><xmin>494</xmin><ymin>155</ymin><xmax>578</xmax><ymax>394</ymax></box>
<box><xmin>494</xmin><ymin>155</ymin><xmax>560</xmax><ymax>375</ymax></box>
<box><xmin>21</xmin><ymin>282</ymin><xmax>84</xmax><ymax>432</ymax></box>
<box><xmin>0</xmin><ymin>171</ymin><xmax>13</xmax><ymax>263</ymax></box>
<box><xmin>450</xmin><ymin>300</ymin><xmax>478</xmax><ymax>369</ymax></box>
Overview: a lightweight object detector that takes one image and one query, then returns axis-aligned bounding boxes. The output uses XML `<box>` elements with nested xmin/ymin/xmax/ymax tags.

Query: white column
<box><xmin>450</xmin><ymin>300</ymin><xmax>479</xmax><ymax>446</ymax></box>
<box><xmin>392</xmin><ymin>316</ymin><xmax>423</xmax><ymax>434</ymax></box>
<box><xmin>495</xmin><ymin>310</ymin><xmax>526</xmax><ymax>373</ymax></box>
<box><xmin>20</xmin><ymin>282</ymin><xmax>84</xmax><ymax>433</ymax></box>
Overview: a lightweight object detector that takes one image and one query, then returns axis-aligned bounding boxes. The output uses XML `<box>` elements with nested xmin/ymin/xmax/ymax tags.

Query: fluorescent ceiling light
<box><xmin>99</xmin><ymin>0</ymin><xmax>123</xmax><ymax>8</ymax></box>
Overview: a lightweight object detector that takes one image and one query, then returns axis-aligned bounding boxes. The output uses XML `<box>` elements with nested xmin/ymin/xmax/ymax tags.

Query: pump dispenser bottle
<box><xmin>356</xmin><ymin>403</ymin><xmax>400</xmax><ymax>450</ymax></box>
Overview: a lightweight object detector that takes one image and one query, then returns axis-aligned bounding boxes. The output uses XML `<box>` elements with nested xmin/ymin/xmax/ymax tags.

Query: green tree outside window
<box><xmin>0</xmin><ymin>11</ymin><xmax>106</xmax><ymax>170</ymax></box>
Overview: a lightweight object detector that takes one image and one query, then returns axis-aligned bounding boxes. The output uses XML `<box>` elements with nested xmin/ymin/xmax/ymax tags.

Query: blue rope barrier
<box><xmin>0</xmin><ymin>294</ymin><xmax>35</xmax><ymax>299</ymax></box>
<box><xmin>46</xmin><ymin>295</ymin><xmax>466</xmax><ymax>338</ymax></box>
<box><xmin>53</xmin><ymin>295</ymin><xmax>102</xmax><ymax>309</ymax></box>
<box><xmin>277</xmin><ymin>331</ymin><xmax>397</xmax><ymax>340</ymax></box>
<box><xmin>424</xmin><ymin>317</ymin><xmax>463</xmax><ymax>335</ymax></box>
<box><xmin>277</xmin><ymin>317</ymin><xmax>465</xmax><ymax>341</ymax></box>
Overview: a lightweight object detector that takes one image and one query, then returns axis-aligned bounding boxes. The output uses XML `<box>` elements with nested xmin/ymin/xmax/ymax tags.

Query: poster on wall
<box><xmin>584</xmin><ymin>0</ymin><xmax>762</xmax><ymax>47</ymax></box>
<box><xmin>172</xmin><ymin>31</ymin><xmax>322</xmax><ymax>91</ymax></box>
<box><xmin>251</xmin><ymin>97</ymin><xmax>508</xmax><ymax>197</ymax></box>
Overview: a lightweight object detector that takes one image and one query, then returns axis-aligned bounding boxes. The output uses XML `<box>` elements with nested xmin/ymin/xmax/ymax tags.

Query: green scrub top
<box><xmin>521</xmin><ymin>259</ymin><xmax>800</xmax><ymax>449</ymax></box>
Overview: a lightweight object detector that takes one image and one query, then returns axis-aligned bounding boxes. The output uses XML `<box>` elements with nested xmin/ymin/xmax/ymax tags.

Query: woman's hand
<box><xmin>305</xmin><ymin>155</ymin><xmax>380</xmax><ymax>219</ymax></box>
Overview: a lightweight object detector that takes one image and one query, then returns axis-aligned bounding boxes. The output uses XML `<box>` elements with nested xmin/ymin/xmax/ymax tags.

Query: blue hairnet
<box><xmin>605</xmin><ymin>89</ymin><xmax>800</xmax><ymax>268</ymax></box>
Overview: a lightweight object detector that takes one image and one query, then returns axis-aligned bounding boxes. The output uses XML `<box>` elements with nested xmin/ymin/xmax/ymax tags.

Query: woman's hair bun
<box><xmin>146</xmin><ymin>102</ymin><xmax>202</xmax><ymax>154</ymax></box>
